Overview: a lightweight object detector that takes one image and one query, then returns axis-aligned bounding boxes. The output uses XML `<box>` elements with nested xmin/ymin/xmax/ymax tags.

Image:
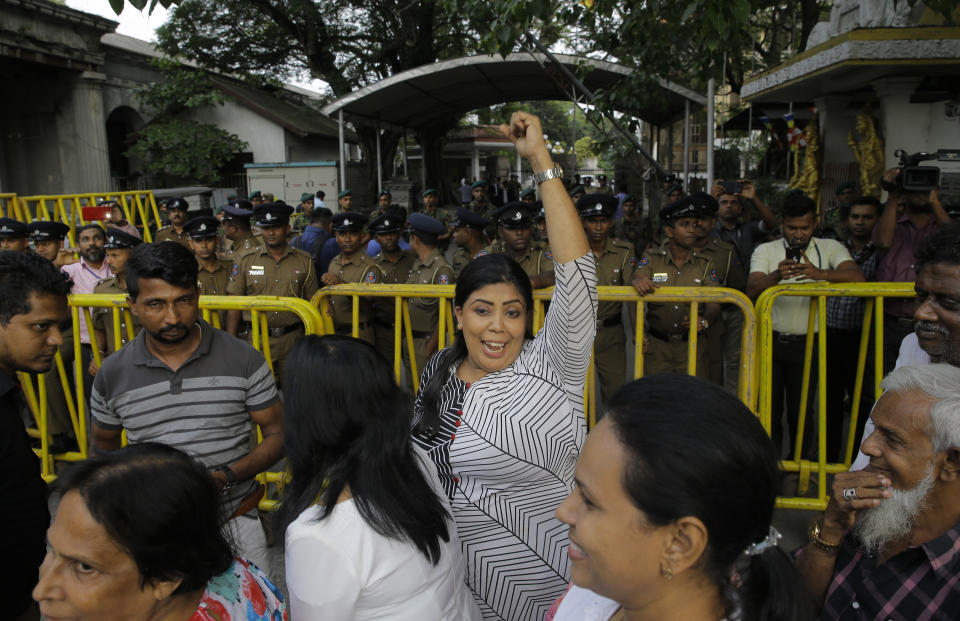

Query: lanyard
<box><xmin>82</xmin><ymin>263</ymin><xmax>106</xmax><ymax>280</ymax></box>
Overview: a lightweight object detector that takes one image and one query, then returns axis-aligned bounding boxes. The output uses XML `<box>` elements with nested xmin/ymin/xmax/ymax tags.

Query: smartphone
<box><xmin>785</xmin><ymin>248</ymin><xmax>802</xmax><ymax>262</ymax></box>
<box><xmin>720</xmin><ymin>180</ymin><xmax>742</xmax><ymax>195</ymax></box>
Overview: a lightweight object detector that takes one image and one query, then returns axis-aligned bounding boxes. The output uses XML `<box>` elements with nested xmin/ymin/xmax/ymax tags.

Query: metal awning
<box><xmin>322</xmin><ymin>53</ymin><xmax>706</xmax><ymax>129</ymax></box>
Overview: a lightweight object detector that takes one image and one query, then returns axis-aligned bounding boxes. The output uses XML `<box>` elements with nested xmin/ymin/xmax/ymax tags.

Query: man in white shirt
<box><xmin>747</xmin><ymin>192</ymin><xmax>864</xmax><ymax>457</ymax></box>
<box><xmin>852</xmin><ymin>224</ymin><xmax>960</xmax><ymax>470</ymax></box>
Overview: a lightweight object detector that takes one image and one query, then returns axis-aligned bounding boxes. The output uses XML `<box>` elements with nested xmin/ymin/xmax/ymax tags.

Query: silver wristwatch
<box><xmin>532</xmin><ymin>163</ymin><xmax>564</xmax><ymax>186</ymax></box>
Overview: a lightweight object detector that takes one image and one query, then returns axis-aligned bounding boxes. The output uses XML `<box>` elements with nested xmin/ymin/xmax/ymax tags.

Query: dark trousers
<box><xmin>770</xmin><ymin>334</ymin><xmax>817</xmax><ymax>459</ymax></box>
<box><xmin>825</xmin><ymin>327</ymin><xmax>876</xmax><ymax>462</ymax></box>
<box><xmin>882</xmin><ymin>316</ymin><xmax>914</xmax><ymax>376</ymax></box>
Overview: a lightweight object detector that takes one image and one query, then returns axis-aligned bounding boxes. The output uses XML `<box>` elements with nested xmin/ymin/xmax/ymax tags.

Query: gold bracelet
<box><xmin>809</xmin><ymin>519</ymin><xmax>842</xmax><ymax>552</ymax></box>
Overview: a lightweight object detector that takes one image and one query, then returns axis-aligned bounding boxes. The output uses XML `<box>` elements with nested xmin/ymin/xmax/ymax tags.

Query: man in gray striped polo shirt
<box><xmin>90</xmin><ymin>242</ymin><xmax>284</xmax><ymax>576</ymax></box>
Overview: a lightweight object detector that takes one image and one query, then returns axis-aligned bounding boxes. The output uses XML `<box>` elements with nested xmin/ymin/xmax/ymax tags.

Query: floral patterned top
<box><xmin>191</xmin><ymin>558</ymin><xmax>287</xmax><ymax>621</ymax></box>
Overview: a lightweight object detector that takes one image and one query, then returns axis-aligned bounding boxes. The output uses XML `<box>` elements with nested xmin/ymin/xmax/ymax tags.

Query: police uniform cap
<box><xmin>337</xmin><ymin>189</ymin><xmax>352</xmax><ymax>200</ymax></box>
<box><xmin>569</xmin><ymin>185</ymin><xmax>585</xmax><ymax>197</ymax></box>
<box><xmin>688</xmin><ymin>191</ymin><xmax>719</xmax><ymax>216</ymax></box>
<box><xmin>493</xmin><ymin>202</ymin><xmax>531</xmax><ymax>228</ymax></box>
<box><xmin>836</xmin><ymin>181</ymin><xmax>856</xmax><ymax>195</ymax></box>
<box><xmin>532</xmin><ymin>201</ymin><xmax>545</xmax><ymax>221</ymax></box>
<box><xmin>665</xmin><ymin>183</ymin><xmax>684</xmax><ymax>196</ymax></box>
<box><xmin>369</xmin><ymin>213</ymin><xmax>403</xmax><ymax>234</ymax></box>
<box><xmin>622</xmin><ymin>194</ymin><xmax>637</xmax><ymax>203</ymax></box>
<box><xmin>407</xmin><ymin>213</ymin><xmax>445</xmax><ymax>236</ymax></box>
<box><xmin>576</xmin><ymin>194</ymin><xmax>618</xmax><ymax>218</ymax></box>
<box><xmin>377</xmin><ymin>190</ymin><xmax>391</xmax><ymax>199</ymax></box>
<box><xmin>253</xmin><ymin>202</ymin><xmax>294</xmax><ymax>226</ymax></box>
<box><xmin>248</xmin><ymin>190</ymin><xmax>262</xmax><ymax>200</ymax></box>
<box><xmin>103</xmin><ymin>228</ymin><xmax>142</xmax><ymax>249</ymax></box>
<box><xmin>471</xmin><ymin>180</ymin><xmax>488</xmax><ymax>190</ymax></box>
<box><xmin>598</xmin><ymin>174</ymin><xmax>608</xmax><ymax>182</ymax></box>
<box><xmin>520</xmin><ymin>187</ymin><xmax>536</xmax><ymax>199</ymax></box>
<box><xmin>453</xmin><ymin>207</ymin><xmax>490</xmax><ymax>229</ymax></box>
<box><xmin>300</xmin><ymin>192</ymin><xmax>313</xmax><ymax>203</ymax></box>
<box><xmin>97</xmin><ymin>198</ymin><xmax>121</xmax><ymax>208</ymax></box>
<box><xmin>659</xmin><ymin>195</ymin><xmax>703</xmax><ymax>223</ymax></box>
<box><xmin>222</xmin><ymin>202</ymin><xmax>253</xmax><ymax>221</ymax></box>
<box><xmin>167</xmin><ymin>197</ymin><xmax>189</xmax><ymax>212</ymax></box>
<box><xmin>0</xmin><ymin>218</ymin><xmax>28</xmax><ymax>238</ymax></box>
<box><xmin>422</xmin><ymin>188</ymin><xmax>438</xmax><ymax>197</ymax></box>
<box><xmin>184</xmin><ymin>216</ymin><xmax>220</xmax><ymax>239</ymax></box>
<box><xmin>331</xmin><ymin>212</ymin><xmax>367</xmax><ymax>232</ymax></box>
<box><xmin>27</xmin><ymin>221</ymin><xmax>70</xmax><ymax>241</ymax></box>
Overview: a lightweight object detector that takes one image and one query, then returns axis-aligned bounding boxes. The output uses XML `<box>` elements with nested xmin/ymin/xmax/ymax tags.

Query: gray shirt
<box><xmin>91</xmin><ymin>319</ymin><xmax>279</xmax><ymax>515</ymax></box>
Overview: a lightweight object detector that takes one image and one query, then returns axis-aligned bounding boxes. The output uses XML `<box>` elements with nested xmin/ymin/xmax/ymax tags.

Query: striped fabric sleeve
<box><xmin>245</xmin><ymin>360</ymin><xmax>279</xmax><ymax>411</ymax></box>
<box><xmin>538</xmin><ymin>253</ymin><xmax>598</xmax><ymax>389</ymax></box>
<box><xmin>90</xmin><ymin>378</ymin><xmax>122</xmax><ymax>430</ymax></box>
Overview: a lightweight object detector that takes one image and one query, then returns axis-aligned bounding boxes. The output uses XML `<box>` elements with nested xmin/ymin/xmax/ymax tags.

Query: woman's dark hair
<box><xmin>414</xmin><ymin>253</ymin><xmax>534</xmax><ymax>436</ymax></box>
<box><xmin>915</xmin><ymin>222</ymin><xmax>960</xmax><ymax>271</ymax></box>
<box><xmin>0</xmin><ymin>250</ymin><xmax>73</xmax><ymax>325</ymax></box>
<box><xmin>125</xmin><ymin>241</ymin><xmax>199</xmax><ymax>300</ymax></box>
<box><xmin>606</xmin><ymin>375</ymin><xmax>813</xmax><ymax>621</ymax></box>
<box><xmin>56</xmin><ymin>443</ymin><xmax>233</xmax><ymax>593</ymax></box>
<box><xmin>279</xmin><ymin>335</ymin><xmax>451</xmax><ymax>564</ymax></box>
<box><xmin>781</xmin><ymin>191</ymin><xmax>816</xmax><ymax>220</ymax></box>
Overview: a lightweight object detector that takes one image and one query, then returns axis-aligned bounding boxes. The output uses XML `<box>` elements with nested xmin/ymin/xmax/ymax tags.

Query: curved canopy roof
<box><xmin>322</xmin><ymin>53</ymin><xmax>706</xmax><ymax>130</ymax></box>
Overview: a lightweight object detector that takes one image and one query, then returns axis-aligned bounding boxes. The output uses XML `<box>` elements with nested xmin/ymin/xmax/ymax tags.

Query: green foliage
<box><xmin>574</xmin><ymin>135</ymin><xmax>596</xmax><ymax>162</ymax></box>
<box><xmin>132</xmin><ymin>59</ymin><xmax>226</xmax><ymax>117</ymax></box>
<box><xmin>126</xmin><ymin>119</ymin><xmax>247</xmax><ymax>185</ymax></box>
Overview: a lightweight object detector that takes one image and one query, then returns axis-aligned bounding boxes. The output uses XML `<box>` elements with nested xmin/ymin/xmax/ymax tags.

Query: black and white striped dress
<box><xmin>413</xmin><ymin>254</ymin><xmax>598</xmax><ymax>621</ymax></box>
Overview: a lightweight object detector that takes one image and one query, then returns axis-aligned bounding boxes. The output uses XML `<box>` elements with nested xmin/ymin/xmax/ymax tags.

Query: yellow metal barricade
<box><xmin>16</xmin><ymin>191</ymin><xmax>162</xmax><ymax>246</ymax></box>
<box><xmin>21</xmin><ymin>294</ymin><xmax>323</xmax><ymax>511</ymax></box>
<box><xmin>0</xmin><ymin>193</ymin><xmax>23</xmax><ymax>221</ymax></box>
<box><xmin>314</xmin><ymin>284</ymin><xmax>758</xmax><ymax>427</ymax></box>
<box><xmin>755</xmin><ymin>282</ymin><xmax>917</xmax><ymax>511</ymax></box>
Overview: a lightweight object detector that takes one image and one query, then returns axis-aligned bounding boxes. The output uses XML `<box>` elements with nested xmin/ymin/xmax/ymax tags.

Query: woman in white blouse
<box><xmin>412</xmin><ymin>111</ymin><xmax>598</xmax><ymax>620</ymax></box>
<box><xmin>281</xmin><ymin>335</ymin><xmax>480</xmax><ymax>621</ymax></box>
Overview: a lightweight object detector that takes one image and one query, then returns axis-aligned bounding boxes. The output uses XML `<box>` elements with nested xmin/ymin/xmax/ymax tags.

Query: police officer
<box><xmin>153</xmin><ymin>197</ymin><xmax>191</xmax><ymax>247</ymax></box>
<box><xmin>185</xmin><ymin>216</ymin><xmax>234</xmax><ymax>329</ymax></box>
<box><xmin>376</xmin><ymin>191</ymin><xmax>392</xmax><ymax>214</ymax></box>
<box><xmin>249</xmin><ymin>190</ymin><xmax>264</xmax><ymax>207</ymax></box>
<box><xmin>321</xmin><ymin>213</ymin><xmax>380</xmax><ymax>344</ymax></box>
<box><xmin>533</xmin><ymin>203</ymin><xmax>547</xmax><ymax>244</ymax></box>
<box><xmin>487</xmin><ymin>202</ymin><xmax>555</xmax><ymax>288</ymax></box>
<box><xmin>421</xmin><ymin>188</ymin><xmax>452</xmax><ymax>249</ymax></box>
<box><xmin>221</xmin><ymin>201</ymin><xmax>262</xmax><ymax>262</ymax></box>
<box><xmin>632</xmin><ymin>196</ymin><xmax>722</xmax><ymax>377</ymax></box>
<box><xmin>91</xmin><ymin>228</ymin><xmax>143</xmax><ymax>359</ymax></box>
<box><xmin>406</xmin><ymin>213</ymin><xmax>455</xmax><ymax>376</ymax></box>
<box><xmin>519</xmin><ymin>187</ymin><xmax>537</xmax><ymax>205</ymax></box>
<box><xmin>227</xmin><ymin>202</ymin><xmax>319</xmax><ymax>379</ymax></box>
<box><xmin>569</xmin><ymin>185</ymin><xmax>586</xmax><ymax>204</ymax></box>
<box><xmin>0</xmin><ymin>217</ymin><xmax>29</xmax><ymax>252</ymax></box>
<box><xmin>578</xmin><ymin>194</ymin><xmax>636</xmax><ymax>405</ymax></box>
<box><xmin>691</xmin><ymin>192</ymin><xmax>747</xmax><ymax>391</ymax></box>
<box><xmin>612</xmin><ymin>194</ymin><xmax>654</xmax><ymax>258</ymax></box>
<box><xmin>337</xmin><ymin>189</ymin><xmax>354</xmax><ymax>213</ymax></box>
<box><xmin>468</xmin><ymin>180</ymin><xmax>492</xmax><ymax>217</ymax></box>
<box><xmin>369</xmin><ymin>212</ymin><xmax>417</xmax><ymax>364</ymax></box>
<box><xmin>450</xmin><ymin>207</ymin><xmax>490</xmax><ymax>279</ymax></box>
<box><xmin>28</xmin><ymin>221</ymin><xmax>72</xmax><ymax>266</ymax></box>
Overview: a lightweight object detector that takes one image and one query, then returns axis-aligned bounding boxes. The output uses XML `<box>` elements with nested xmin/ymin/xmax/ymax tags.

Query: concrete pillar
<box><xmin>59</xmin><ymin>72</ymin><xmax>110</xmax><ymax>193</ymax></box>
<box><xmin>706</xmin><ymin>78</ymin><xmax>716</xmax><ymax>191</ymax></box>
<box><xmin>471</xmin><ymin>147</ymin><xmax>480</xmax><ymax>182</ymax></box>
<box><xmin>683</xmin><ymin>99</ymin><xmax>691</xmax><ymax>190</ymax></box>
<box><xmin>873</xmin><ymin>78</ymin><xmax>924</xmax><ymax>170</ymax></box>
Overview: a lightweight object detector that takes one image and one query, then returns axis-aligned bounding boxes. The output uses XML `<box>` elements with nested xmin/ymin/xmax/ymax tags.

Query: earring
<box><xmin>660</xmin><ymin>563</ymin><xmax>672</xmax><ymax>581</ymax></box>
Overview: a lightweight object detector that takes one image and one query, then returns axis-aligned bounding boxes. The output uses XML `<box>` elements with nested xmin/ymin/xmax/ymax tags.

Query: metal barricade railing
<box><xmin>16</xmin><ymin>191</ymin><xmax>162</xmax><ymax>245</ymax></box>
<box><xmin>0</xmin><ymin>193</ymin><xmax>22</xmax><ymax>220</ymax></box>
<box><xmin>20</xmin><ymin>294</ymin><xmax>324</xmax><ymax>511</ymax></box>
<box><xmin>755</xmin><ymin>282</ymin><xmax>917</xmax><ymax>510</ymax></box>
<box><xmin>314</xmin><ymin>284</ymin><xmax>758</xmax><ymax>427</ymax></box>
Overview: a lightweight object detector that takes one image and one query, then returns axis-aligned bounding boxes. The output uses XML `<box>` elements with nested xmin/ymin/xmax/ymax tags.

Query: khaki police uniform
<box><xmin>406</xmin><ymin>249</ymin><xmax>455</xmax><ymax>376</ymax></box>
<box><xmin>695</xmin><ymin>238</ymin><xmax>746</xmax><ymax>391</ymax></box>
<box><xmin>451</xmin><ymin>246</ymin><xmax>489</xmax><ymax>280</ymax></box>
<box><xmin>227</xmin><ymin>245</ymin><xmax>319</xmax><ymax>376</ymax></box>
<box><xmin>154</xmin><ymin>226</ymin><xmax>191</xmax><ymax>248</ymax></box>
<box><xmin>592</xmin><ymin>238</ymin><xmax>637</xmax><ymax>402</ymax></box>
<box><xmin>91</xmin><ymin>277</ymin><xmax>142</xmax><ymax>355</ymax></box>
<box><xmin>197</xmin><ymin>258</ymin><xmax>234</xmax><ymax>329</ymax></box>
<box><xmin>222</xmin><ymin>232</ymin><xmax>262</xmax><ymax>262</ymax></box>
<box><xmin>484</xmin><ymin>240</ymin><xmax>555</xmax><ymax>281</ymax></box>
<box><xmin>372</xmin><ymin>250</ymin><xmax>417</xmax><ymax>365</ymax></box>
<box><xmin>324</xmin><ymin>252</ymin><xmax>380</xmax><ymax>345</ymax></box>
<box><xmin>634</xmin><ymin>246</ymin><xmax>718</xmax><ymax>376</ymax></box>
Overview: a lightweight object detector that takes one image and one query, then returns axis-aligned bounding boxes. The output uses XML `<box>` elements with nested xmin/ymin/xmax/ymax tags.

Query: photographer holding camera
<box><xmin>710</xmin><ymin>179</ymin><xmax>779</xmax><ymax>267</ymax></box>
<box><xmin>874</xmin><ymin>162</ymin><xmax>951</xmax><ymax>374</ymax></box>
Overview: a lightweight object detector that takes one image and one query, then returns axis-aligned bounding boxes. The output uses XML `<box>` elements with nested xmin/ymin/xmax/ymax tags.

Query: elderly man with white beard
<box><xmin>796</xmin><ymin>364</ymin><xmax>960</xmax><ymax>619</ymax></box>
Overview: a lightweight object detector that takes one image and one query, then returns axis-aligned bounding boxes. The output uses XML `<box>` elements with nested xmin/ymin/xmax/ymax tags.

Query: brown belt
<box><xmin>228</xmin><ymin>483</ymin><xmax>265</xmax><ymax>520</ymax></box>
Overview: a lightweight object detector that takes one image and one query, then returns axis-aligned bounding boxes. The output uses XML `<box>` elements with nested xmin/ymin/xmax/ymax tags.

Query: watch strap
<box><xmin>532</xmin><ymin>163</ymin><xmax>563</xmax><ymax>186</ymax></box>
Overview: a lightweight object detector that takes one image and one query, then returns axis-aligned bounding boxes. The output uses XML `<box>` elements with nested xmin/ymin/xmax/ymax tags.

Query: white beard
<box><xmin>854</xmin><ymin>464</ymin><xmax>936</xmax><ymax>557</ymax></box>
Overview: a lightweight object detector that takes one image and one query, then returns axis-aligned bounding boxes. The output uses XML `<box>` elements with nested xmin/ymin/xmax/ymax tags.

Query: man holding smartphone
<box><xmin>747</xmin><ymin>192</ymin><xmax>864</xmax><ymax>461</ymax></box>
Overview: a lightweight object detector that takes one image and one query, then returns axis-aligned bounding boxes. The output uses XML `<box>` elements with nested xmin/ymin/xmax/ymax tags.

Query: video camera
<box><xmin>884</xmin><ymin>149</ymin><xmax>960</xmax><ymax>192</ymax></box>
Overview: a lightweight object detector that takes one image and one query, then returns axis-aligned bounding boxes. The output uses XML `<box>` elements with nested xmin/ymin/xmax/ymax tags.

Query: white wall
<box><xmin>185</xmin><ymin>100</ymin><xmax>286</xmax><ymax>163</ymax></box>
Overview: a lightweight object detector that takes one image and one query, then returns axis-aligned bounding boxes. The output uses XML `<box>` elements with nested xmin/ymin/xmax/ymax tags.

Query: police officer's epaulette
<box><xmin>156</xmin><ymin>225</ymin><xmax>171</xmax><ymax>231</ymax></box>
<box><xmin>648</xmin><ymin>245</ymin><xmax>669</xmax><ymax>256</ymax></box>
<box><xmin>289</xmin><ymin>246</ymin><xmax>313</xmax><ymax>260</ymax></box>
<box><xmin>94</xmin><ymin>275</ymin><xmax>115</xmax><ymax>287</ymax></box>
<box><xmin>236</xmin><ymin>246</ymin><xmax>262</xmax><ymax>261</ymax></box>
<box><xmin>710</xmin><ymin>237</ymin><xmax>737</xmax><ymax>253</ymax></box>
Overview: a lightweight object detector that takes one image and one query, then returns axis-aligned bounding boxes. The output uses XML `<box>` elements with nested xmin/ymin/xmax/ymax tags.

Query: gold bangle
<box><xmin>809</xmin><ymin>519</ymin><xmax>842</xmax><ymax>552</ymax></box>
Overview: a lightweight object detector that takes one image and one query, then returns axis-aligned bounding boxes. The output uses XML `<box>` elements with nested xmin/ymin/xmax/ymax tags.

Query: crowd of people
<box><xmin>2</xmin><ymin>110</ymin><xmax>960</xmax><ymax>621</ymax></box>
